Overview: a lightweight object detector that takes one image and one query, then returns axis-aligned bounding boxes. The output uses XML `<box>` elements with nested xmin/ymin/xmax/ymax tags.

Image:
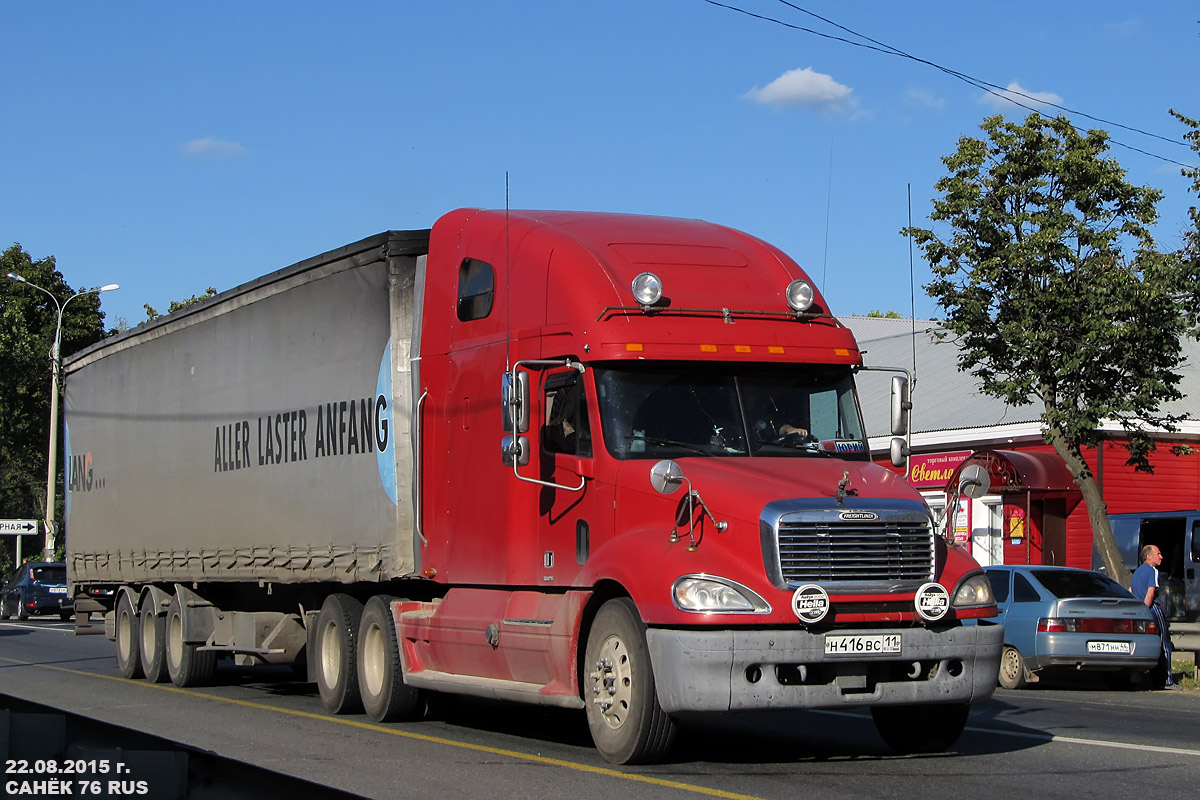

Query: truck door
<box><xmin>537</xmin><ymin>368</ymin><xmax>597</xmax><ymax>586</ymax></box>
<box><xmin>1188</xmin><ymin>515</ymin><xmax>1200</xmax><ymax>621</ymax></box>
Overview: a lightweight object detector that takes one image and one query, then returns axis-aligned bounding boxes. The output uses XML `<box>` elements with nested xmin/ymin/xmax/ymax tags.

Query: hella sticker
<box><xmin>915</xmin><ymin>582</ymin><xmax>951</xmax><ymax>622</ymax></box>
<box><xmin>791</xmin><ymin>584</ymin><xmax>831</xmax><ymax>624</ymax></box>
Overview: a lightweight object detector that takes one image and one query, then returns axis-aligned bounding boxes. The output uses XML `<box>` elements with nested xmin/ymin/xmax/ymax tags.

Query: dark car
<box><xmin>985</xmin><ymin>565</ymin><xmax>1161</xmax><ymax>689</ymax></box>
<box><xmin>0</xmin><ymin>561</ymin><xmax>71</xmax><ymax>621</ymax></box>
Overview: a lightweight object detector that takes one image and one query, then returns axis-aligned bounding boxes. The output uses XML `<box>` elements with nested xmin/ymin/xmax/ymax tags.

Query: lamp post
<box><xmin>6</xmin><ymin>273</ymin><xmax>118</xmax><ymax>563</ymax></box>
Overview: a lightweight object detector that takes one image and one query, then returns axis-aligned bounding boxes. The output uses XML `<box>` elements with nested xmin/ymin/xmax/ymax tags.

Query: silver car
<box><xmin>984</xmin><ymin>565</ymin><xmax>1161</xmax><ymax>689</ymax></box>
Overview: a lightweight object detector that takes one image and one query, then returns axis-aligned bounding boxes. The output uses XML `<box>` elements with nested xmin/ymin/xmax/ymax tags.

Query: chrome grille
<box><xmin>761</xmin><ymin>500</ymin><xmax>936</xmax><ymax>591</ymax></box>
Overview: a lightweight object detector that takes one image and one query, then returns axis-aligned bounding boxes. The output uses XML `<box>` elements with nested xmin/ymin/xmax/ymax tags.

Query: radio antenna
<box><xmin>821</xmin><ymin>140</ymin><xmax>833</xmax><ymax>290</ymax></box>
<box><xmin>907</xmin><ymin>183</ymin><xmax>917</xmax><ymax>391</ymax></box>
<box><xmin>505</xmin><ymin>171</ymin><xmax>512</xmax><ymax>370</ymax></box>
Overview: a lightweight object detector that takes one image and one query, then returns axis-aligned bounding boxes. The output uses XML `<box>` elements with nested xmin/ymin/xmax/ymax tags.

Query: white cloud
<box><xmin>904</xmin><ymin>86</ymin><xmax>945</xmax><ymax>110</ymax></box>
<box><xmin>182</xmin><ymin>137</ymin><xmax>248</xmax><ymax>159</ymax></box>
<box><xmin>743</xmin><ymin>67</ymin><xmax>859</xmax><ymax>116</ymax></box>
<box><xmin>977</xmin><ymin>81</ymin><xmax>1064</xmax><ymax>114</ymax></box>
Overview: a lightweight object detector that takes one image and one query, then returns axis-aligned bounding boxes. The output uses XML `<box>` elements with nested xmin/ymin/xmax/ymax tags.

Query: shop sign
<box><xmin>906</xmin><ymin>451</ymin><xmax>973</xmax><ymax>489</ymax></box>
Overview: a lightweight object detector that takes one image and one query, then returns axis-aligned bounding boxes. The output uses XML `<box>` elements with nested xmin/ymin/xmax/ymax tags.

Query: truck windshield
<box><xmin>593</xmin><ymin>363</ymin><xmax>868</xmax><ymax>461</ymax></box>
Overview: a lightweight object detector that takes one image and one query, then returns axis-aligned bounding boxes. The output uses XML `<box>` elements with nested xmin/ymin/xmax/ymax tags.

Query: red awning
<box><xmin>944</xmin><ymin>449</ymin><xmax>1079</xmax><ymax>494</ymax></box>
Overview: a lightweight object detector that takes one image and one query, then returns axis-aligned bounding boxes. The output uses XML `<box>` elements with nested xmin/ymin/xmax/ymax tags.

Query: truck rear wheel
<box><xmin>114</xmin><ymin>593</ymin><xmax>142</xmax><ymax>679</ymax></box>
<box><xmin>583</xmin><ymin>598</ymin><xmax>676</xmax><ymax>765</ymax></box>
<box><xmin>871</xmin><ymin>702</ymin><xmax>970</xmax><ymax>754</ymax></box>
<box><xmin>316</xmin><ymin>593</ymin><xmax>364</xmax><ymax>715</ymax></box>
<box><xmin>165</xmin><ymin>593</ymin><xmax>217</xmax><ymax>687</ymax></box>
<box><xmin>139</xmin><ymin>595</ymin><xmax>168</xmax><ymax>683</ymax></box>
<box><xmin>357</xmin><ymin>596</ymin><xmax>422</xmax><ymax>722</ymax></box>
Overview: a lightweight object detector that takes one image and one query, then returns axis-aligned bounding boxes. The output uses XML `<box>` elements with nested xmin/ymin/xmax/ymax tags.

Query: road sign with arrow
<box><xmin>0</xmin><ymin>519</ymin><xmax>39</xmax><ymax>535</ymax></box>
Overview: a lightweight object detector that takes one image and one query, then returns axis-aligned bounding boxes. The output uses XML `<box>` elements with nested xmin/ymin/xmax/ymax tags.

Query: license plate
<box><xmin>48</xmin><ymin>587</ymin><xmax>67</xmax><ymax>594</ymax></box>
<box><xmin>1088</xmin><ymin>641</ymin><xmax>1132</xmax><ymax>654</ymax></box>
<box><xmin>824</xmin><ymin>634</ymin><xmax>902</xmax><ymax>655</ymax></box>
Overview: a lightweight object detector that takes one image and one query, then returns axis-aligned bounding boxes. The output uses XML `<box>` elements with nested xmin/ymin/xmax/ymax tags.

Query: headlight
<box><xmin>952</xmin><ymin>573</ymin><xmax>994</xmax><ymax>607</ymax></box>
<box><xmin>672</xmin><ymin>575</ymin><xmax>771</xmax><ymax>614</ymax></box>
<box><xmin>786</xmin><ymin>279</ymin><xmax>814</xmax><ymax>312</ymax></box>
<box><xmin>632</xmin><ymin>272</ymin><xmax>663</xmax><ymax>306</ymax></box>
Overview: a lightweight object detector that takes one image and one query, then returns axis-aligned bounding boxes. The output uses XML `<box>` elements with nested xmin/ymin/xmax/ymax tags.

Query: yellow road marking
<box><xmin>1</xmin><ymin>655</ymin><xmax>767</xmax><ymax>800</ymax></box>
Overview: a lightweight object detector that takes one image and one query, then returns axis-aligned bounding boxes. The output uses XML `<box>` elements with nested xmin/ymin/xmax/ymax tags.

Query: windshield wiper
<box><xmin>628</xmin><ymin>434</ymin><xmax>714</xmax><ymax>457</ymax></box>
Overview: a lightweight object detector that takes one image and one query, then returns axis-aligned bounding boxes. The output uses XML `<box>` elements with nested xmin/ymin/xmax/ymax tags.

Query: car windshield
<box><xmin>592</xmin><ymin>362</ymin><xmax>868</xmax><ymax>460</ymax></box>
<box><xmin>1031</xmin><ymin>569</ymin><xmax>1133</xmax><ymax>600</ymax></box>
<box><xmin>31</xmin><ymin>566</ymin><xmax>66</xmax><ymax>585</ymax></box>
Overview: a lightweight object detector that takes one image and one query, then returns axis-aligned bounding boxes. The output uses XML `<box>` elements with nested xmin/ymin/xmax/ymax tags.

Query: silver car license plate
<box><xmin>824</xmin><ymin>634</ymin><xmax>902</xmax><ymax>655</ymax></box>
<box><xmin>1087</xmin><ymin>641</ymin><xmax>1132</xmax><ymax>654</ymax></box>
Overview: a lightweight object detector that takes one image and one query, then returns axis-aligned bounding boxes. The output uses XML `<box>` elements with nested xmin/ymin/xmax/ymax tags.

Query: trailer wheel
<box><xmin>165</xmin><ymin>593</ymin><xmax>216</xmax><ymax>687</ymax></box>
<box><xmin>998</xmin><ymin>644</ymin><xmax>1028</xmax><ymax>690</ymax></box>
<box><xmin>139</xmin><ymin>595</ymin><xmax>168</xmax><ymax>683</ymax></box>
<box><xmin>114</xmin><ymin>592</ymin><xmax>142</xmax><ymax>679</ymax></box>
<box><xmin>583</xmin><ymin>598</ymin><xmax>676</xmax><ymax>765</ymax></box>
<box><xmin>357</xmin><ymin>596</ymin><xmax>422</xmax><ymax>722</ymax></box>
<box><xmin>871</xmin><ymin>702</ymin><xmax>970</xmax><ymax>754</ymax></box>
<box><xmin>316</xmin><ymin>593</ymin><xmax>364</xmax><ymax>715</ymax></box>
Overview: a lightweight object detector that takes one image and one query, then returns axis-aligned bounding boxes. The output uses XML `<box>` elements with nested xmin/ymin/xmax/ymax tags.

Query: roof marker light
<box><xmin>632</xmin><ymin>272</ymin><xmax>663</xmax><ymax>307</ymax></box>
<box><xmin>786</xmin><ymin>279</ymin><xmax>815</xmax><ymax>312</ymax></box>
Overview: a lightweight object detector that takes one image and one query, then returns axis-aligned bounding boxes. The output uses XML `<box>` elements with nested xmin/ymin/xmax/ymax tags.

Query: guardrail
<box><xmin>1171</xmin><ymin>622</ymin><xmax>1200</xmax><ymax>681</ymax></box>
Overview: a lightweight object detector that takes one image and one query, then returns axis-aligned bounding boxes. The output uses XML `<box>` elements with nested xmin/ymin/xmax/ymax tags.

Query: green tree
<box><xmin>1</xmin><ymin>245</ymin><xmax>108</xmax><ymax>569</ymax></box>
<box><xmin>867</xmin><ymin>310</ymin><xmax>903</xmax><ymax>318</ymax></box>
<box><xmin>905</xmin><ymin>114</ymin><xmax>1200</xmax><ymax>587</ymax></box>
<box><xmin>144</xmin><ymin>287</ymin><xmax>217</xmax><ymax>321</ymax></box>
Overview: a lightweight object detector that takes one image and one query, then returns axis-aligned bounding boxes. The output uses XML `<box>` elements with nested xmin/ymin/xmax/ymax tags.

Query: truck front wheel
<box><xmin>316</xmin><ymin>593</ymin><xmax>364</xmax><ymax>715</ymax></box>
<box><xmin>114</xmin><ymin>593</ymin><xmax>142</xmax><ymax>679</ymax></box>
<box><xmin>583</xmin><ymin>598</ymin><xmax>676</xmax><ymax>765</ymax></box>
<box><xmin>871</xmin><ymin>702</ymin><xmax>970</xmax><ymax>754</ymax></box>
<box><xmin>165</xmin><ymin>593</ymin><xmax>217</xmax><ymax>687</ymax></box>
<box><xmin>357</xmin><ymin>596</ymin><xmax>422</xmax><ymax>722</ymax></box>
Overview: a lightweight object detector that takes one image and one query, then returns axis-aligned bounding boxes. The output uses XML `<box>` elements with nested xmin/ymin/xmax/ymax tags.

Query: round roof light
<box><xmin>632</xmin><ymin>272</ymin><xmax>663</xmax><ymax>306</ymax></box>
<box><xmin>786</xmin><ymin>279</ymin><xmax>815</xmax><ymax>312</ymax></box>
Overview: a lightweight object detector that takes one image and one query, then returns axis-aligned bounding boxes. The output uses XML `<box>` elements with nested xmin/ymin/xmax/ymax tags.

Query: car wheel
<box><xmin>998</xmin><ymin>644</ymin><xmax>1028</xmax><ymax>690</ymax></box>
<box><xmin>583</xmin><ymin>598</ymin><xmax>677</xmax><ymax>765</ymax></box>
<box><xmin>357</xmin><ymin>596</ymin><xmax>423</xmax><ymax>722</ymax></box>
<box><xmin>0</xmin><ymin>595</ymin><xmax>10</xmax><ymax>620</ymax></box>
<box><xmin>17</xmin><ymin>592</ymin><xmax>29</xmax><ymax>621</ymax></box>
<box><xmin>315</xmin><ymin>593</ymin><xmax>364</xmax><ymax>715</ymax></box>
<box><xmin>165</xmin><ymin>593</ymin><xmax>217</xmax><ymax>687</ymax></box>
<box><xmin>114</xmin><ymin>592</ymin><xmax>142</xmax><ymax>679</ymax></box>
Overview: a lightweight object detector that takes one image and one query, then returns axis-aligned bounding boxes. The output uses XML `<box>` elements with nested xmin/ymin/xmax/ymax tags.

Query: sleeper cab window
<box><xmin>457</xmin><ymin>258</ymin><xmax>495</xmax><ymax>321</ymax></box>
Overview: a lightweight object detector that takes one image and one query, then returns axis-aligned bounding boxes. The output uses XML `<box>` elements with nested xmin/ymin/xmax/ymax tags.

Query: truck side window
<box><xmin>1013</xmin><ymin>573</ymin><xmax>1039</xmax><ymax>603</ymax></box>
<box><xmin>457</xmin><ymin>258</ymin><xmax>495</xmax><ymax>321</ymax></box>
<box><xmin>1192</xmin><ymin>519</ymin><xmax>1200</xmax><ymax>562</ymax></box>
<box><xmin>543</xmin><ymin>374</ymin><xmax>591</xmax><ymax>458</ymax></box>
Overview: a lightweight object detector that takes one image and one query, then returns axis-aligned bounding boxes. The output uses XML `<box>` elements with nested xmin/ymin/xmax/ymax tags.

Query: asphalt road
<box><xmin>2</xmin><ymin>617</ymin><xmax>1198</xmax><ymax>800</ymax></box>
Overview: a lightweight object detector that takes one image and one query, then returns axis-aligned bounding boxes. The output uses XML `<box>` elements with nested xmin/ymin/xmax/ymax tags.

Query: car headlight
<box><xmin>672</xmin><ymin>575</ymin><xmax>771</xmax><ymax>614</ymax></box>
<box><xmin>952</xmin><ymin>572</ymin><xmax>994</xmax><ymax>607</ymax></box>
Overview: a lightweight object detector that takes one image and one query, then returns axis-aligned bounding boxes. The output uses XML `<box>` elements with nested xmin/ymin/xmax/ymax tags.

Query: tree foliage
<box><xmin>905</xmin><ymin>114</ymin><xmax>1200</xmax><ymax>586</ymax></box>
<box><xmin>144</xmin><ymin>287</ymin><xmax>217</xmax><ymax>321</ymax></box>
<box><xmin>1</xmin><ymin>245</ymin><xmax>108</xmax><ymax>572</ymax></box>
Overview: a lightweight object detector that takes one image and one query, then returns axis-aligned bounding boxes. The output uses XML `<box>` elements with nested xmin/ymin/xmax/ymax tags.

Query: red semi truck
<box><xmin>64</xmin><ymin>209</ymin><xmax>1001</xmax><ymax>764</ymax></box>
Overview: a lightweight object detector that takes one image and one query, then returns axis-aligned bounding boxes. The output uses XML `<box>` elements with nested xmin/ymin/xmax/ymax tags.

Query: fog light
<box><xmin>632</xmin><ymin>272</ymin><xmax>663</xmax><ymax>306</ymax></box>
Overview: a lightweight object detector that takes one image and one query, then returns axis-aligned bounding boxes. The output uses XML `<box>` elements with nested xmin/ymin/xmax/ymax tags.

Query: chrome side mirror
<box><xmin>890</xmin><ymin>375</ymin><xmax>911</xmax><ymax>436</ymax></box>
<box><xmin>501</xmin><ymin>371</ymin><xmax>529</xmax><ymax>434</ymax></box>
<box><xmin>649</xmin><ymin>459</ymin><xmax>685</xmax><ymax>495</ymax></box>
<box><xmin>958</xmin><ymin>464</ymin><xmax>990</xmax><ymax>499</ymax></box>
<box><xmin>889</xmin><ymin>437</ymin><xmax>909</xmax><ymax>469</ymax></box>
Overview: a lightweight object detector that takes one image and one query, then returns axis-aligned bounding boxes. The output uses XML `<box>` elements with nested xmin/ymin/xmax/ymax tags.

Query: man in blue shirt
<box><xmin>1131</xmin><ymin>545</ymin><xmax>1178</xmax><ymax>690</ymax></box>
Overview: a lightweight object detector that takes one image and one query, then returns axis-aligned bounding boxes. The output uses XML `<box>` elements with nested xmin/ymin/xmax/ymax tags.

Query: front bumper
<box><xmin>646</xmin><ymin>622</ymin><xmax>1003</xmax><ymax>714</ymax></box>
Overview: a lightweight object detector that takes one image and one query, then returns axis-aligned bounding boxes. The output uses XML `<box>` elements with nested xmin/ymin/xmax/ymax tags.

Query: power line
<box><xmin>704</xmin><ymin>0</ymin><xmax>1196</xmax><ymax>169</ymax></box>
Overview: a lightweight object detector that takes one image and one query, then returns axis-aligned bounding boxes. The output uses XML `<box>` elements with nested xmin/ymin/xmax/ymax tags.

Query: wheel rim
<box><xmin>362</xmin><ymin>623</ymin><xmax>386</xmax><ymax>697</ymax></box>
<box><xmin>117</xmin><ymin>607</ymin><xmax>134</xmax><ymax>663</ymax></box>
<box><xmin>590</xmin><ymin>633</ymin><xmax>633</xmax><ymax>730</ymax></box>
<box><xmin>168</xmin><ymin>612</ymin><xmax>183</xmax><ymax>671</ymax></box>
<box><xmin>1001</xmin><ymin>647</ymin><xmax>1022</xmax><ymax>684</ymax></box>
<box><xmin>320</xmin><ymin>620</ymin><xmax>342</xmax><ymax>688</ymax></box>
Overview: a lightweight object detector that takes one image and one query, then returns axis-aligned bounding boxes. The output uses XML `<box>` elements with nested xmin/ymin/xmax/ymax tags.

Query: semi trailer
<box><xmin>64</xmin><ymin>209</ymin><xmax>1002</xmax><ymax>764</ymax></box>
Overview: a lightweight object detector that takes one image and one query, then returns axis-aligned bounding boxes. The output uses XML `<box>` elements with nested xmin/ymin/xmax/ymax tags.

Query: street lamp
<box><xmin>6</xmin><ymin>272</ymin><xmax>118</xmax><ymax>563</ymax></box>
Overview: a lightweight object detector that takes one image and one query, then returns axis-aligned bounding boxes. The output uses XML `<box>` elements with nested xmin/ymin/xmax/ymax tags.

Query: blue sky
<box><xmin>3</xmin><ymin>1</ymin><xmax>1197</xmax><ymax>328</ymax></box>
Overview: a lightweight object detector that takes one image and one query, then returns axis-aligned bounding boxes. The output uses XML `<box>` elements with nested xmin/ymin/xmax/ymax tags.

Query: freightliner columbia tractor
<box><xmin>63</xmin><ymin>209</ymin><xmax>1002</xmax><ymax>764</ymax></box>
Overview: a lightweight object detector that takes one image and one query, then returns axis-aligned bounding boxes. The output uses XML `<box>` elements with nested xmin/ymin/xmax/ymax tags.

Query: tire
<box><xmin>998</xmin><ymin>644</ymin><xmax>1028</xmax><ymax>690</ymax></box>
<box><xmin>583</xmin><ymin>598</ymin><xmax>677</xmax><ymax>765</ymax></box>
<box><xmin>139</xmin><ymin>595</ymin><xmax>169</xmax><ymax>683</ymax></box>
<box><xmin>114</xmin><ymin>592</ymin><xmax>143</xmax><ymax>679</ymax></box>
<box><xmin>1</xmin><ymin>594</ymin><xmax>10</xmax><ymax>620</ymax></box>
<box><xmin>316</xmin><ymin>593</ymin><xmax>364</xmax><ymax>715</ymax></box>
<box><xmin>17</xmin><ymin>592</ymin><xmax>29</xmax><ymax>621</ymax></box>
<box><xmin>165</xmin><ymin>593</ymin><xmax>217</xmax><ymax>687</ymax></box>
<box><xmin>871</xmin><ymin>702</ymin><xmax>971</xmax><ymax>754</ymax></box>
<box><xmin>357</xmin><ymin>596</ymin><xmax>423</xmax><ymax>722</ymax></box>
